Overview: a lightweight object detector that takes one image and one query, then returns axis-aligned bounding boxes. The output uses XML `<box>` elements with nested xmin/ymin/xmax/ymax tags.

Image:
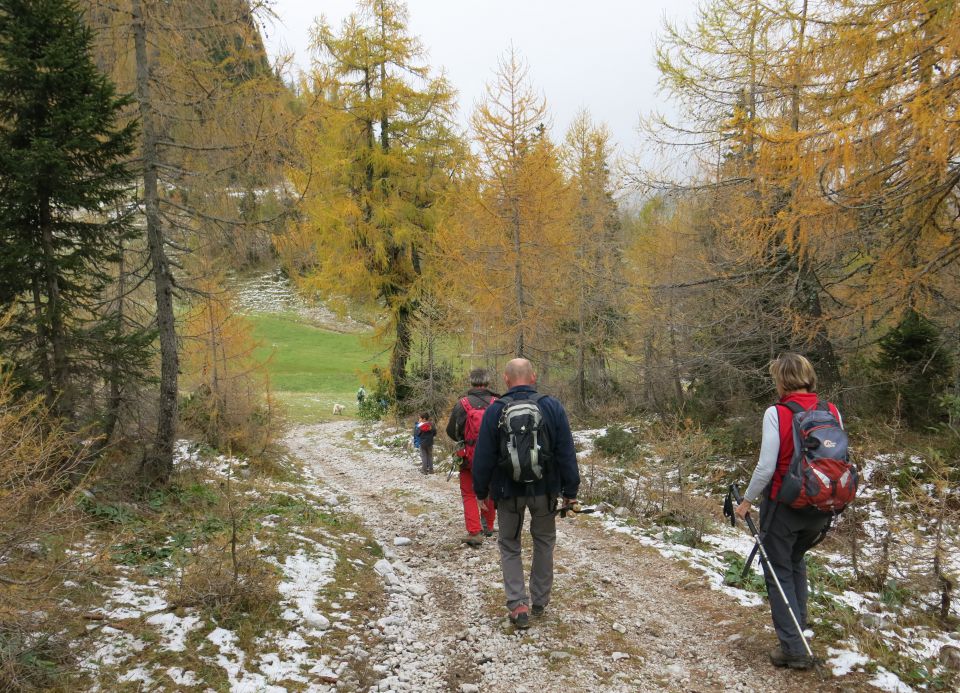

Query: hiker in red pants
<box><xmin>445</xmin><ymin>368</ymin><xmax>498</xmax><ymax>546</ymax></box>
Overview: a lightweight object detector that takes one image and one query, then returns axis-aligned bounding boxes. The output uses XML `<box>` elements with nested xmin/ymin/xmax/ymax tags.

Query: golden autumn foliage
<box><xmin>562</xmin><ymin>111</ymin><xmax>626</xmax><ymax>407</ymax></box>
<box><xmin>0</xmin><ymin>362</ymin><xmax>92</xmax><ymax>689</ymax></box>
<box><xmin>635</xmin><ymin>0</ymin><xmax>960</xmax><ymax>405</ymax></box>
<box><xmin>180</xmin><ymin>278</ymin><xmax>279</xmax><ymax>456</ymax></box>
<box><xmin>285</xmin><ymin>0</ymin><xmax>462</xmax><ymax>398</ymax></box>
<box><xmin>435</xmin><ymin>49</ymin><xmax>576</xmax><ymax>362</ymax></box>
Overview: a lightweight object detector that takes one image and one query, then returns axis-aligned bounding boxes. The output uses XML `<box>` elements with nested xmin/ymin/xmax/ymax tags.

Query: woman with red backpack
<box><xmin>734</xmin><ymin>353</ymin><xmax>853</xmax><ymax>670</ymax></box>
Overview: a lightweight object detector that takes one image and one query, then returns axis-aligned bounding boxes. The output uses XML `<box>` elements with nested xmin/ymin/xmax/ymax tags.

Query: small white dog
<box><xmin>332</xmin><ymin>403</ymin><xmax>345</xmax><ymax>415</ymax></box>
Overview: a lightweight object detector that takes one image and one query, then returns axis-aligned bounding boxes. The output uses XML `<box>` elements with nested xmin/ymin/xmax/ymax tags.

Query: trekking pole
<box><xmin>727</xmin><ymin>484</ymin><xmax>815</xmax><ymax>660</ymax></box>
<box><xmin>445</xmin><ymin>450</ymin><xmax>462</xmax><ymax>482</ymax></box>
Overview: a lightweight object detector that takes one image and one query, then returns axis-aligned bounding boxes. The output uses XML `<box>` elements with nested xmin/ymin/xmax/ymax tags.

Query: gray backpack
<box><xmin>497</xmin><ymin>393</ymin><xmax>551</xmax><ymax>483</ymax></box>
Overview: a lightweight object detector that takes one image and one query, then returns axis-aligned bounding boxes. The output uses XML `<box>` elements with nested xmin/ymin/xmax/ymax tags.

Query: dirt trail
<box><xmin>288</xmin><ymin>421</ymin><xmax>849</xmax><ymax>693</ymax></box>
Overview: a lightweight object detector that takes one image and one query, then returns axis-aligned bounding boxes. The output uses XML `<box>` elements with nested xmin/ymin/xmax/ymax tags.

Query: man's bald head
<box><xmin>503</xmin><ymin>358</ymin><xmax>536</xmax><ymax>388</ymax></box>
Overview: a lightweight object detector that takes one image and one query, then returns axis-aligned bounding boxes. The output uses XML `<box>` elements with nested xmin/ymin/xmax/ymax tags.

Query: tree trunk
<box><xmin>39</xmin><ymin>207</ymin><xmax>69</xmax><ymax>416</ymax></box>
<box><xmin>103</xmin><ymin>238</ymin><xmax>126</xmax><ymax>445</ymax></box>
<box><xmin>389</xmin><ymin>301</ymin><xmax>412</xmax><ymax>402</ymax></box>
<box><xmin>426</xmin><ymin>309</ymin><xmax>435</xmax><ymax>410</ymax></box>
<box><xmin>133</xmin><ymin>0</ymin><xmax>178</xmax><ymax>484</ymax></box>
<box><xmin>787</xmin><ymin>0</ymin><xmax>839</xmax><ymax>391</ymax></box>
<box><xmin>796</xmin><ymin>259</ymin><xmax>840</xmax><ymax>390</ymax></box>
<box><xmin>512</xmin><ymin>204</ymin><xmax>525</xmax><ymax>357</ymax></box>
<box><xmin>576</xmin><ymin>294</ymin><xmax>587</xmax><ymax>411</ymax></box>
<box><xmin>31</xmin><ymin>277</ymin><xmax>54</xmax><ymax>408</ymax></box>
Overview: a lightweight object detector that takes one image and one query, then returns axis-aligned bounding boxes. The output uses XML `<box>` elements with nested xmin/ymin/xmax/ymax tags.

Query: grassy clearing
<box><xmin>247</xmin><ymin>312</ymin><xmax>386</xmax><ymax>423</ymax></box>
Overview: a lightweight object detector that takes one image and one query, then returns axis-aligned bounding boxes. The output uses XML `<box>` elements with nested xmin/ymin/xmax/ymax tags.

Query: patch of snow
<box><xmin>827</xmin><ymin>646</ymin><xmax>870</xmax><ymax>676</ymax></box>
<box><xmin>97</xmin><ymin>576</ymin><xmax>167</xmax><ymax>620</ymax></box>
<box><xmin>146</xmin><ymin>611</ymin><xmax>202</xmax><ymax>652</ymax></box>
<box><xmin>207</xmin><ymin>627</ymin><xmax>286</xmax><ymax>693</ymax></box>
<box><xmin>166</xmin><ymin>667</ymin><xmax>200</xmax><ymax>686</ymax></box>
<box><xmin>173</xmin><ymin>440</ymin><xmax>246</xmax><ymax>478</ymax></box>
<box><xmin>277</xmin><ymin>548</ymin><xmax>337</xmax><ymax>631</ymax></box>
<box><xmin>258</xmin><ymin>651</ymin><xmax>310</xmax><ymax>684</ymax></box>
<box><xmin>118</xmin><ymin>665</ymin><xmax>154</xmax><ymax>685</ymax></box>
<box><xmin>572</xmin><ymin>427</ymin><xmax>606</xmax><ymax>458</ymax></box>
<box><xmin>82</xmin><ymin>626</ymin><xmax>147</xmax><ymax>668</ymax></box>
<box><xmin>868</xmin><ymin>667</ymin><xmax>916</xmax><ymax>693</ymax></box>
<box><xmin>601</xmin><ymin>514</ymin><xmax>764</xmax><ymax>607</ymax></box>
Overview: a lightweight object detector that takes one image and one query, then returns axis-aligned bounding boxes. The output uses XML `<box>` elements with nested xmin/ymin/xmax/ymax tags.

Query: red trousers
<box><xmin>459</xmin><ymin>467</ymin><xmax>495</xmax><ymax>535</ymax></box>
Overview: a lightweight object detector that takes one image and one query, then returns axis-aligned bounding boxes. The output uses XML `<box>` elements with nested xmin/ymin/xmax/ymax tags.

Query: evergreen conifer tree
<box><xmin>0</xmin><ymin>0</ymin><xmax>141</xmax><ymax>420</ymax></box>
<box><xmin>875</xmin><ymin>310</ymin><xmax>953</xmax><ymax>428</ymax></box>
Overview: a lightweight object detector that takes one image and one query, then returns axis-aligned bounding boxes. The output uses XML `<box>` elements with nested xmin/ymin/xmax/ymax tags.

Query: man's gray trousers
<box><xmin>495</xmin><ymin>494</ymin><xmax>556</xmax><ymax>610</ymax></box>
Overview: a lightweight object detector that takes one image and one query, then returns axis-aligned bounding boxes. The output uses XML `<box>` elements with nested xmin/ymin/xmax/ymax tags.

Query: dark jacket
<box><xmin>445</xmin><ymin>387</ymin><xmax>499</xmax><ymax>441</ymax></box>
<box><xmin>414</xmin><ymin>420</ymin><xmax>436</xmax><ymax>448</ymax></box>
<box><xmin>471</xmin><ymin>385</ymin><xmax>580</xmax><ymax>501</ymax></box>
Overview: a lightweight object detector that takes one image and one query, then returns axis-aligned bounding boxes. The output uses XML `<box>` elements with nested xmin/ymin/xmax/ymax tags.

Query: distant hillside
<box><xmin>80</xmin><ymin>0</ymin><xmax>274</xmax><ymax>93</ymax></box>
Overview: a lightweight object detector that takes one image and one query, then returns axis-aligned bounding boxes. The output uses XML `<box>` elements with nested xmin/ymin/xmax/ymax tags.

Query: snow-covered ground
<box><xmin>571</xmin><ymin>427</ymin><xmax>960</xmax><ymax>692</ymax></box>
<box><xmin>60</xmin><ymin>422</ymin><xmax>958</xmax><ymax>692</ymax></box>
<box><xmin>71</xmin><ymin>443</ymin><xmax>362</xmax><ymax>691</ymax></box>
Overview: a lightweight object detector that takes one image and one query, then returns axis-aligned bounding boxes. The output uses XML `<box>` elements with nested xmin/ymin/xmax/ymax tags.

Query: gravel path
<box><xmin>287</xmin><ymin>421</ymin><xmax>850</xmax><ymax>693</ymax></box>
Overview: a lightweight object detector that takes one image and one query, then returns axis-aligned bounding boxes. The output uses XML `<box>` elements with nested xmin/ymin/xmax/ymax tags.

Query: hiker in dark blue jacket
<box><xmin>472</xmin><ymin>358</ymin><xmax>580</xmax><ymax>629</ymax></box>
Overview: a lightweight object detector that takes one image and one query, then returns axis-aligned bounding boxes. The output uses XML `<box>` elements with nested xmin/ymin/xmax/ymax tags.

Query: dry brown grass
<box><xmin>180</xmin><ymin>281</ymin><xmax>285</xmax><ymax>459</ymax></box>
<box><xmin>171</xmin><ymin>542</ymin><xmax>280</xmax><ymax>624</ymax></box>
<box><xmin>0</xmin><ymin>374</ymin><xmax>97</xmax><ymax>690</ymax></box>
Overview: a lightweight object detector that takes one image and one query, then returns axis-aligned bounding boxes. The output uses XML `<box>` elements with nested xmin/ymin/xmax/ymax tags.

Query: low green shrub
<box><xmin>722</xmin><ymin>551</ymin><xmax>767</xmax><ymax>594</ymax></box>
<box><xmin>594</xmin><ymin>425</ymin><xmax>641</xmax><ymax>463</ymax></box>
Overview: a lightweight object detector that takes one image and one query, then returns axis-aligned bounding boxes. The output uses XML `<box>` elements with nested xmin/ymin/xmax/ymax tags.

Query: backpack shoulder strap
<box><xmin>780</xmin><ymin>401</ymin><xmax>805</xmax><ymax>415</ymax></box>
<box><xmin>815</xmin><ymin>400</ymin><xmax>830</xmax><ymax>412</ymax></box>
<box><xmin>460</xmin><ymin>396</ymin><xmax>474</xmax><ymax>413</ymax></box>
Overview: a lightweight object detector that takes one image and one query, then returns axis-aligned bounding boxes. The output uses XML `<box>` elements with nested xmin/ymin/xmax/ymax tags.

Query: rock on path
<box><xmin>287</xmin><ymin>422</ymin><xmax>840</xmax><ymax>693</ymax></box>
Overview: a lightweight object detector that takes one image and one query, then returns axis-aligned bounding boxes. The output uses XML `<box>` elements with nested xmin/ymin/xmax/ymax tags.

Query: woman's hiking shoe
<box><xmin>769</xmin><ymin>648</ymin><xmax>816</xmax><ymax>670</ymax></box>
<box><xmin>480</xmin><ymin>517</ymin><xmax>496</xmax><ymax>537</ymax></box>
<box><xmin>509</xmin><ymin>604</ymin><xmax>530</xmax><ymax>629</ymax></box>
<box><xmin>531</xmin><ymin>604</ymin><xmax>545</xmax><ymax>617</ymax></box>
<box><xmin>462</xmin><ymin>533</ymin><xmax>483</xmax><ymax>547</ymax></box>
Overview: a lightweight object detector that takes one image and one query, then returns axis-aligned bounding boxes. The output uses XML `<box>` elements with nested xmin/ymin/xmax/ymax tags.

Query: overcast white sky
<box><xmin>259</xmin><ymin>0</ymin><xmax>702</xmax><ymax>157</ymax></box>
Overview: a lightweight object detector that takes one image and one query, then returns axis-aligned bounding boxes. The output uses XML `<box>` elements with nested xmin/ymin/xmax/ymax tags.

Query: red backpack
<box><xmin>776</xmin><ymin>401</ymin><xmax>857</xmax><ymax>513</ymax></box>
<box><xmin>457</xmin><ymin>396</ymin><xmax>495</xmax><ymax>468</ymax></box>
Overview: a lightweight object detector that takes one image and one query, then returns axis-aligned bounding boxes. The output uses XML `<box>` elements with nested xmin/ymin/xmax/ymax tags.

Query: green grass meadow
<box><xmin>248</xmin><ymin>313</ymin><xmax>386</xmax><ymax>423</ymax></box>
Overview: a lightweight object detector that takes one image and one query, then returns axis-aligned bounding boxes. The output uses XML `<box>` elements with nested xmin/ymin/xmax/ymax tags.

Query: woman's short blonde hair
<box><xmin>769</xmin><ymin>353</ymin><xmax>817</xmax><ymax>394</ymax></box>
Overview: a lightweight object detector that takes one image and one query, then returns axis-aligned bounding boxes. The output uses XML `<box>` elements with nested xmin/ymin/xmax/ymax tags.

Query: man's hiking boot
<box><xmin>769</xmin><ymin>648</ymin><xmax>817</xmax><ymax>670</ymax></box>
<box><xmin>531</xmin><ymin>604</ymin><xmax>545</xmax><ymax>617</ymax></box>
<box><xmin>462</xmin><ymin>533</ymin><xmax>483</xmax><ymax>547</ymax></box>
<box><xmin>509</xmin><ymin>604</ymin><xmax>530</xmax><ymax>629</ymax></box>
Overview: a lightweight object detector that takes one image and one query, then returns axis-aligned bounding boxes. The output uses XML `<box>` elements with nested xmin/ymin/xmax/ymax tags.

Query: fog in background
<box><xmin>260</xmin><ymin>0</ymin><xmax>701</xmax><ymax>160</ymax></box>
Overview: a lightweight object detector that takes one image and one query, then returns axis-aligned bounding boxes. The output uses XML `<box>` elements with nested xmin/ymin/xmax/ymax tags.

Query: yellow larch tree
<box><xmin>810</xmin><ymin>0</ymin><xmax>960</xmax><ymax>320</ymax></box>
<box><xmin>562</xmin><ymin>110</ymin><xmax>625</xmax><ymax>409</ymax></box>
<box><xmin>647</xmin><ymin>0</ymin><xmax>845</xmax><ymax>394</ymax></box>
<box><xmin>447</xmin><ymin>48</ymin><xmax>575</xmax><ymax>364</ymax></box>
<box><xmin>287</xmin><ymin>0</ymin><xmax>462</xmax><ymax>401</ymax></box>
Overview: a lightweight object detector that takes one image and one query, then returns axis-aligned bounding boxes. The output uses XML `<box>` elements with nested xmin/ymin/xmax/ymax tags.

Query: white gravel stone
<box><xmin>665</xmin><ymin>663</ymin><xmax>687</xmax><ymax>678</ymax></box>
